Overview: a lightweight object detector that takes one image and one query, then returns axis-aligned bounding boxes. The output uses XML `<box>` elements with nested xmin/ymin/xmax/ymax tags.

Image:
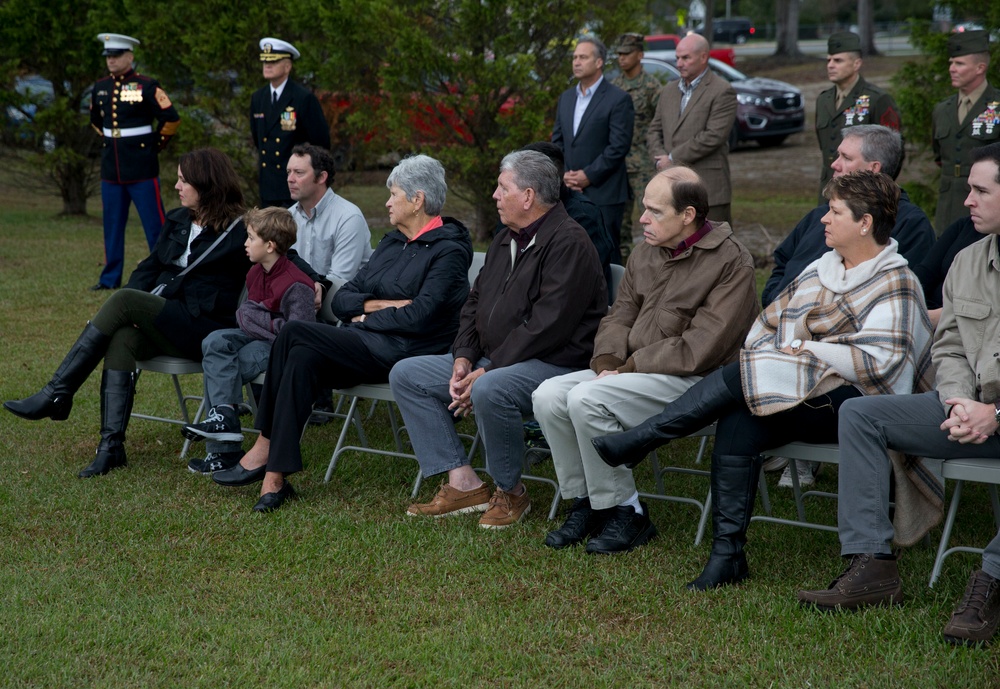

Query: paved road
<box><xmin>734</xmin><ymin>36</ymin><xmax>917</xmax><ymax>57</ymax></box>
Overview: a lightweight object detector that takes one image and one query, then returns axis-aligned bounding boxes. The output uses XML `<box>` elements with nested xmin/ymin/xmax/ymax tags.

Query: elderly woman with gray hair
<box><xmin>212</xmin><ymin>154</ymin><xmax>473</xmax><ymax>512</ymax></box>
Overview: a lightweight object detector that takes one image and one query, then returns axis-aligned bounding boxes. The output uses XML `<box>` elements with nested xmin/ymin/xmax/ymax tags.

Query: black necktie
<box><xmin>272</xmin><ymin>90</ymin><xmax>278</xmax><ymax>110</ymax></box>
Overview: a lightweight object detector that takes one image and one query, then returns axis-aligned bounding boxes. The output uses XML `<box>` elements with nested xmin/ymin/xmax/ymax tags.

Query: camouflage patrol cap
<box><xmin>616</xmin><ymin>33</ymin><xmax>645</xmax><ymax>54</ymax></box>
<box><xmin>827</xmin><ymin>32</ymin><xmax>861</xmax><ymax>55</ymax></box>
<box><xmin>948</xmin><ymin>30</ymin><xmax>990</xmax><ymax>58</ymax></box>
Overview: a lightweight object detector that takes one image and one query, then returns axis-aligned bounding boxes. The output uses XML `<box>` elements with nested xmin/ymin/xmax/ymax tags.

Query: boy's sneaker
<box><xmin>182</xmin><ymin>406</ymin><xmax>243</xmax><ymax>442</ymax></box>
<box><xmin>778</xmin><ymin>460</ymin><xmax>821</xmax><ymax>488</ymax></box>
<box><xmin>187</xmin><ymin>451</ymin><xmax>243</xmax><ymax>475</ymax></box>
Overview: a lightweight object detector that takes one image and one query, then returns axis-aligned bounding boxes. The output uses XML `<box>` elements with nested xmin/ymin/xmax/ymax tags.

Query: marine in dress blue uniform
<box><xmin>90</xmin><ymin>33</ymin><xmax>180</xmax><ymax>290</ymax></box>
<box><xmin>250</xmin><ymin>38</ymin><xmax>331</xmax><ymax>208</ymax></box>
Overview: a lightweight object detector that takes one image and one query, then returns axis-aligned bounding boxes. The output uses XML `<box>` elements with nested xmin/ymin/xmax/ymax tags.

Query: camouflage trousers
<box><xmin>622</xmin><ymin>168</ymin><xmax>654</xmax><ymax>261</ymax></box>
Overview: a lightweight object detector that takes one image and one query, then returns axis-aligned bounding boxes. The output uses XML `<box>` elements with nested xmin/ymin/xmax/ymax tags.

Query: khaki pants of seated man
<box><xmin>532</xmin><ymin>369</ymin><xmax>701</xmax><ymax>510</ymax></box>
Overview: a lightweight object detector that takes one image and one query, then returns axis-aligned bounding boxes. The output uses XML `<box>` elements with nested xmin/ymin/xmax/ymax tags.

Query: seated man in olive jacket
<box><xmin>390</xmin><ymin>150</ymin><xmax>607</xmax><ymax>529</ymax></box>
<box><xmin>532</xmin><ymin>167</ymin><xmax>759</xmax><ymax>554</ymax></box>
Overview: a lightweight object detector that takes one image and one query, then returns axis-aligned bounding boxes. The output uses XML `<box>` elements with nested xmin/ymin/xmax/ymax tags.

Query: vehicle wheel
<box><xmin>728</xmin><ymin>126</ymin><xmax>739</xmax><ymax>152</ymax></box>
<box><xmin>735</xmin><ymin>34</ymin><xmax>748</xmax><ymax>45</ymax></box>
<box><xmin>758</xmin><ymin>135</ymin><xmax>787</xmax><ymax>148</ymax></box>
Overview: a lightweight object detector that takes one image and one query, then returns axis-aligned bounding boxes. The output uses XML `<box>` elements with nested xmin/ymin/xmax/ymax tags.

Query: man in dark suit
<box><xmin>250</xmin><ymin>37</ymin><xmax>331</xmax><ymax>208</ymax></box>
<box><xmin>552</xmin><ymin>36</ymin><xmax>634</xmax><ymax>263</ymax></box>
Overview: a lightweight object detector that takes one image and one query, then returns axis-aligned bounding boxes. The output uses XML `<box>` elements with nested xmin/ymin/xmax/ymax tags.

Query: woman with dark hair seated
<box><xmin>593</xmin><ymin>170</ymin><xmax>934</xmax><ymax>591</ymax></box>
<box><xmin>211</xmin><ymin>154</ymin><xmax>473</xmax><ymax>513</ymax></box>
<box><xmin>4</xmin><ymin>148</ymin><xmax>251</xmax><ymax>477</ymax></box>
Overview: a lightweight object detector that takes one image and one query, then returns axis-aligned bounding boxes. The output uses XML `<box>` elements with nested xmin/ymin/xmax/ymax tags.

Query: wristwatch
<box><xmin>790</xmin><ymin>339</ymin><xmax>803</xmax><ymax>353</ymax></box>
<box><xmin>994</xmin><ymin>400</ymin><xmax>1000</xmax><ymax>428</ymax></box>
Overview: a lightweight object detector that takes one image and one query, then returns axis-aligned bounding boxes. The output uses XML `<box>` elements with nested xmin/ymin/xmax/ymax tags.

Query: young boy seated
<box><xmin>183</xmin><ymin>206</ymin><xmax>317</xmax><ymax>474</ymax></box>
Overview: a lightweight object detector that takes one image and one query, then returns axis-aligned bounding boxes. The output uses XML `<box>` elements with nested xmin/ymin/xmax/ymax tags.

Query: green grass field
<box><xmin>1</xmin><ymin>175</ymin><xmax>998</xmax><ymax>687</ymax></box>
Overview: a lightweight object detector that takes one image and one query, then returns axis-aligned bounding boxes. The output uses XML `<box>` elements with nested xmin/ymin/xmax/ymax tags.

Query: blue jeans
<box><xmin>200</xmin><ymin>328</ymin><xmax>271</xmax><ymax>454</ymax></box>
<box><xmin>837</xmin><ymin>391</ymin><xmax>1000</xmax><ymax>580</ymax></box>
<box><xmin>389</xmin><ymin>354</ymin><xmax>574</xmax><ymax>492</ymax></box>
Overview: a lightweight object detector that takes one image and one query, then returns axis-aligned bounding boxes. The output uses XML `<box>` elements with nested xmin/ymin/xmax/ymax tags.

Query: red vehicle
<box><xmin>645</xmin><ymin>34</ymin><xmax>736</xmax><ymax>66</ymax></box>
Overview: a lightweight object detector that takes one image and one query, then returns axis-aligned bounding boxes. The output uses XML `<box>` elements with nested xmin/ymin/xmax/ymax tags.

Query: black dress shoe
<box><xmin>585</xmin><ymin>503</ymin><xmax>657</xmax><ymax>554</ymax></box>
<box><xmin>544</xmin><ymin>497</ymin><xmax>606</xmax><ymax>549</ymax></box>
<box><xmin>89</xmin><ymin>283</ymin><xmax>116</xmax><ymax>291</ymax></box>
<box><xmin>78</xmin><ymin>450</ymin><xmax>127</xmax><ymax>478</ymax></box>
<box><xmin>253</xmin><ymin>482</ymin><xmax>296</xmax><ymax>513</ymax></box>
<box><xmin>212</xmin><ymin>462</ymin><xmax>266</xmax><ymax>486</ymax></box>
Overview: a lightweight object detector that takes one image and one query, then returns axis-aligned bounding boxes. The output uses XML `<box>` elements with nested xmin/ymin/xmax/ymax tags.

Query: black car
<box><xmin>635</xmin><ymin>54</ymin><xmax>804</xmax><ymax>149</ymax></box>
<box><xmin>697</xmin><ymin>17</ymin><xmax>755</xmax><ymax>44</ymax></box>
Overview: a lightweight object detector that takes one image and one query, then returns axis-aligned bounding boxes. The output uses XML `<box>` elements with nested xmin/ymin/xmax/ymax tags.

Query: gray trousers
<box><xmin>388</xmin><ymin>353</ymin><xmax>573</xmax><ymax>492</ymax></box>
<box><xmin>838</xmin><ymin>391</ymin><xmax>1000</xmax><ymax>579</ymax></box>
<box><xmin>200</xmin><ymin>328</ymin><xmax>271</xmax><ymax>454</ymax></box>
<box><xmin>532</xmin><ymin>369</ymin><xmax>700</xmax><ymax>510</ymax></box>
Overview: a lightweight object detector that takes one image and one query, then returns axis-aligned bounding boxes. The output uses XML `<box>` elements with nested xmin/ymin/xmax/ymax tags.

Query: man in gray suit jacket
<box><xmin>552</xmin><ymin>36</ymin><xmax>635</xmax><ymax>263</ymax></box>
<box><xmin>647</xmin><ymin>34</ymin><xmax>737</xmax><ymax>224</ymax></box>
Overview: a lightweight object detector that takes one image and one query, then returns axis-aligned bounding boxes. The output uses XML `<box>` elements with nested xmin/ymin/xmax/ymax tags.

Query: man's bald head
<box><xmin>676</xmin><ymin>34</ymin><xmax>710</xmax><ymax>82</ymax></box>
<box><xmin>651</xmin><ymin>166</ymin><xmax>709</xmax><ymax>226</ymax></box>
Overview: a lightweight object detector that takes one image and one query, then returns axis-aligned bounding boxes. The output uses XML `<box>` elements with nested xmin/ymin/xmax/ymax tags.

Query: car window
<box><xmin>640</xmin><ymin>59</ymin><xmax>680</xmax><ymax>84</ymax></box>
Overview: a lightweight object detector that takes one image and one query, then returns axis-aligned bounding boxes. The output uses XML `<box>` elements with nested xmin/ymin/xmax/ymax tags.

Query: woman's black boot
<box><xmin>687</xmin><ymin>453</ymin><xmax>763</xmax><ymax>591</ymax></box>
<box><xmin>4</xmin><ymin>323</ymin><xmax>110</xmax><ymax>421</ymax></box>
<box><xmin>591</xmin><ymin>370</ymin><xmax>737</xmax><ymax>469</ymax></box>
<box><xmin>79</xmin><ymin>370</ymin><xmax>135</xmax><ymax>478</ymax></box>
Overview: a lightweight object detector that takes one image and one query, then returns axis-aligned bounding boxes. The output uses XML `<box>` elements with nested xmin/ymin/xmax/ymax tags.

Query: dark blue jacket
<box><xmin>762</xmin><ymin>189</ymin><xmax>935</xmax><ymax>306</ymax></box>
<box><xmin>911</xmin><ymin>216</ymin><xmax>981</xmax><ymax>310</ymax></box>
<box><xmin>333</xmin><ymin>218</ymin><xmax>473</xmax><ymax>367</ymax></box>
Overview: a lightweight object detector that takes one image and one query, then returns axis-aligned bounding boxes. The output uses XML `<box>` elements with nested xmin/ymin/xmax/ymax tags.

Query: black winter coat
<box><xmin>126</xmin><ymin>207</ymin><xmax>251</xmax><ymax>358</ymax></box>
<box><xmin>332</xmin><ymin>218</ymin><xmax>473</xmax><ymax>367</ymax></box>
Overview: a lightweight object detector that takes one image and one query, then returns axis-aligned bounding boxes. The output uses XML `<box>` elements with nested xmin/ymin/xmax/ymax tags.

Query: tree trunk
<box><xmin>858</xmin><ymin>0</ymin><xmax>878</xmax><ymax>56</ymax></box>
<box><xmin>774</xmin><ymin>0</ymin><xmax>803</xmax><ymax>58</ymax></box>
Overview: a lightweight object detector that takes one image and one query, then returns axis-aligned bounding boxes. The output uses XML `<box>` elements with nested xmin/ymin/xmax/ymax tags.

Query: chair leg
<box><xmin>930</xmin><ymin>479</ymin><xmax>964</xmax><ymax>588</ymax></box>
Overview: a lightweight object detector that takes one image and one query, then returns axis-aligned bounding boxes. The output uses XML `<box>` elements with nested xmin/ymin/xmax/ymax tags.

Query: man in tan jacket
<box><xmin>646</xmin><ymin>34</ymin><xmax>737</xmax><ymax>224</ymax></box>
<box><xmin>531</xmin><ymin>167</ymin><xmax>759</xmax><ymax>554</ymax></box>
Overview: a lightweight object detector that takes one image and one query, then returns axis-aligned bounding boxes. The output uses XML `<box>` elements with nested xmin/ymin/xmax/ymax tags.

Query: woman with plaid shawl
<box><xmin>593</xmin><ymin>170</ymin><xmax>934</xmax><ymax>591</ymax></box>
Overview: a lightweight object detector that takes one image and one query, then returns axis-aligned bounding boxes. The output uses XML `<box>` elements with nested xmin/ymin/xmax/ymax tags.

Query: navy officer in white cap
<box><xmin>89</xmin><ymin>33</ymin><xmax>180</xmax><ymax>291</ymax></box>
<box><xmin>250</xmin><ymin>37</ymin><xmax>331</xmax><ymax>208</ymax></box>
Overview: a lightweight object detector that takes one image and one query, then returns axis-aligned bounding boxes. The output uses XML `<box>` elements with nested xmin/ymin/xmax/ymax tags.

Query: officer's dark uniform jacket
<box><xmin>815</xmin><ymin>76</ymin><xmax>900</xmax><ymax>200</ymax></box>
<box><xmin>89</xmin><ymin>68</ymin><xmax>180</xmax><ymax>183</ymax></box>
<box><xmin>932</xmin><ymin>83</ymin><xmax>1000</xmax><ymax>230</ymax></box>
<box><xmin>249</xmin><ymin>79</ymin><xmax>331</xmax><ymax>203</ymax></box>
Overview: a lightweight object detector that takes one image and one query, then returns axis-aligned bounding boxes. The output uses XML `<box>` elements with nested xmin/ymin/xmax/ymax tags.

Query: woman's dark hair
<box><xmin>823</xmin><ymin>170</ymin><xmax>898</xmax><ymax>245</ymax></box>
<box><xmin>178</xmin><ymin>148</ymin><xmax>246</xmax><ymax>231</ymax></box>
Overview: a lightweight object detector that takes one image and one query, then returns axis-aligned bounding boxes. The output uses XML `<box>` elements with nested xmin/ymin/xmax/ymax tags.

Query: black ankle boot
<box><xmin>79</xmin><ymin>370</ymin><xmax>135</xmax><ymax>478</ymax></box>
<box><xmin>592</xmin><ymin>371</ymin><xmax>737</xmax><ymax>469</ymax></box>
<box><xmin>4</xmin><ymin>323</ymin><xmax>110</xmax><ymax>421</ymax></box>
<box><xmin>687</xmin><ymin>453</ymin><xmax>763</xmax><ymax>591</ymax></box>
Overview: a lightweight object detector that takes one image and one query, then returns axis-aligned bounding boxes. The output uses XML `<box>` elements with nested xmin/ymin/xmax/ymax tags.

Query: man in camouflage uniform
<box><xmin>815</xmin><ymin>32</ymin><xmax>900</xmax><ymax>203</ymax></box>
<box><xmin>611</xmin><ymin>33</ymin><xmax>662</xmax><ymax>260</ymax></box>
<box><xmin>932</xmin><ymin>30</ymin><xmax>999</xmax><ymax>232</ymax></box>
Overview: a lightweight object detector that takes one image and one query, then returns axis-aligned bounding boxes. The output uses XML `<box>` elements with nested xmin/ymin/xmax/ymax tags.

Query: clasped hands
<box><xmin>942</xmin><ymin>398</ymin><xmax>999</xmax><ymax>445</ymax></box>
<box><xmin>448</xmin><ymin>357</ymin><xmax>486</xmax><ymax>418</ymax></box>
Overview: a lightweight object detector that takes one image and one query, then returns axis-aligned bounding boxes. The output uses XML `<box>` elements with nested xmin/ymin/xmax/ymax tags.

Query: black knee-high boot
<box><xmin>4</xmin><ymin>323</ymin><xmax>110</xmax><ymax>421</ymax></box>
<box><xmin>78</xmin><ymin>370</ymin><xmax>135</xmax><ymax>478</ymax></box>
<box><xmin>686</xmin><ymin>453</ymin><xmax>763</xmax><ymax>591</ymax></box>
<box><xmin>591</xmin><ymin>370</ymin><xmax>738</xmax><ymax>469</ymax></box>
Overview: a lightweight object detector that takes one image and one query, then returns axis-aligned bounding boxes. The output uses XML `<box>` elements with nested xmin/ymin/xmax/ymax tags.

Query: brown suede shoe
<box><xmin>943</xmin><ymin>569</ymin><xmax>1000</xmax><ymax>647</ymax></box>
<box><xmin>797</xmin><ymin>553</ymin><xmax>903</xmax><ymax>611</ymax></box>
<box><xmin>478</xmin><ymin>487</ymin><xmax>531</xmax><ymax>529</ymax></box>
<box><xmin>407</xmin><ymin>483</ymin><xmax>491</xmax><ymax>518</ymax></box>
